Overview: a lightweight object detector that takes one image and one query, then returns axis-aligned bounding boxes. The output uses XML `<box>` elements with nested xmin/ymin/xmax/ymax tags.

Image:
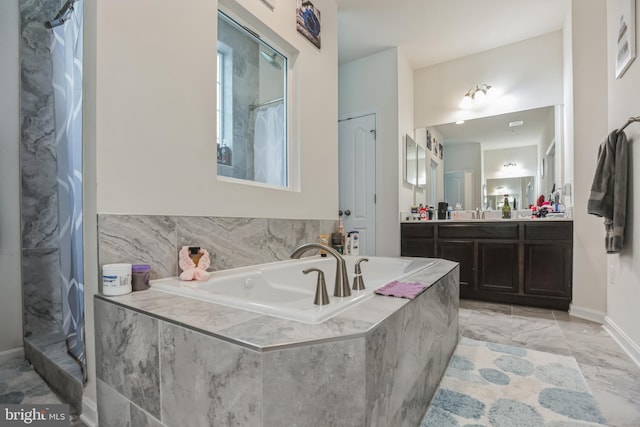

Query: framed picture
<box><xmin>433</xmin><ymin>138</ymin><xmax>438</xmax><ymax>156</ymax></box>
<box><xmin>426</xmin><ymin>130</ymin><xmax>432</xmax><ymax>150</ymax></box>
<box><xmin>439</xmin><ymin>143</ymin><xmax>443</xmax><ymax>160</ymax></box>
<box><xmin>615</xmin><ymin>0</ymin><xmax>636</xmax><ymax>79</ymax></box>
<box><xmin>297</xmin><ymin>1</ymin><xmax>321</xmax><ymax>49</ymax></box>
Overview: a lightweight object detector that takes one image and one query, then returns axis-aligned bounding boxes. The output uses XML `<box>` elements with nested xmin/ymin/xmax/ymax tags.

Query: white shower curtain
<box><xmin>254</xmin><ymin>101</ymin><xmax>286</xmax><ymax>187</ymax></box>
<box><xmin>51</xmin><ymin>0</ymin><xmax>85</xmax><ymax>381</ymax></box>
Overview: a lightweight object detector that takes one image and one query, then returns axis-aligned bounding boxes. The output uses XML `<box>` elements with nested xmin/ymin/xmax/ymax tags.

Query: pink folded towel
<box><xmin>374</xmin><ymin>280</ymin><xmax>427</xmax><ymax>300</ymax></box>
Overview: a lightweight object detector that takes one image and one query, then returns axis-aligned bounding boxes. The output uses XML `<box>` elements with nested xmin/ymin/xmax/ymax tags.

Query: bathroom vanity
<box><xmin>401</xmin><ymin>219</ymin><xmax>573</xmax><ymax>310</ymax></box>
<box><xmin>94</xmin><ymin>257</ymin><xmax>459</xmax><ymax>427</ymax></box>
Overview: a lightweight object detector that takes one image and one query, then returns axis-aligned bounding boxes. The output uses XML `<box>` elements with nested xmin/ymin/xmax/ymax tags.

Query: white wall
<box><xmin>414</xmin><ymin>31</ymin><xmax>564</xmax><ymax>128</ymax></box>
<box><xmin>569</xmin><ymin>0</ymin><xmax>609</xmax><ymax>320</ymax></box>
<box><xmin>398</xmin><ymin>49</ymin><xmax>417</xmax><ymax>215</ymax></box>
<box><xmin>94</xmin><ymin>0</ymin><xmax>338</xmax><ymax>220</ymax></box>
<box><xmin>484</xmin><ymin>146</ymin><xmax>539</xmax><ymax>181</ymax></box>
<box><xmin>339</xmin><ymin>48</ymin><xmax>401</xmax><ymax>256</ymax></box>
<box><xmin>605</xmin><ymin>0</ymin><xmax>640</xmax><ymax>360</ymax></box>
<box><xmin>0</xmin><ymin>0</ymin><xmax>23</xmax><ymax>354</ymax></box>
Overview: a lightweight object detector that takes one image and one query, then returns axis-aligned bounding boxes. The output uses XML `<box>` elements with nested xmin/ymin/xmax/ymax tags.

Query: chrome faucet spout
<box><xmin>290</xmin><ymin>243</ymin><xmax>351</xmax><ymax>297</ymax></box>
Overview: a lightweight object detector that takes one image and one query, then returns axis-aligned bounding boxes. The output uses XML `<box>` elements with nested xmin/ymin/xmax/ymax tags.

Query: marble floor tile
<box><xmin>0</xmin><ymin>355</ymin><xmax>86</xmax><ymax>426</ymax></box>
<box><xmin>461</xmin><ymin>310</ymin><xmax>513</xmax><ymax>345</ymax></box>
<box><xmin>459</xmin><ymin>299</ymin><xmax>640</xmax><ymax>427</ymax></box>
<box><xmin>511</xmin><ymin>315</ymin><xmax>572</xmax><ymax>355</ymax></box>
<box><xmin>459</xmin><ymin>299</ymin><xmax>512</xmax><ymax>315</ymax></box>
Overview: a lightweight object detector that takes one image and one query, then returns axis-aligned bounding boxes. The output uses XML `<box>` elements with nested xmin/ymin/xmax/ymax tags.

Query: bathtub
<box><xmin>151</xmin><ymin>256</ymin><xmax>436</xmax><ymax>324</ymax></box>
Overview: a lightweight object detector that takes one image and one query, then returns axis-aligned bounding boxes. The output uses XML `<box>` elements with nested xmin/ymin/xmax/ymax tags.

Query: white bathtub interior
<box><xmin>151</xmin><ymin>256</ymin><xmax>436</xmax><ymax>324</ymax></box>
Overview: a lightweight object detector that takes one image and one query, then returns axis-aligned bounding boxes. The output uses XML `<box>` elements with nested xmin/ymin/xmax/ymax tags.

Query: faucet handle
<box><xmin>352</xmin><ymin>258</ymin><xmax>369</xmax><ymax>290</ymax></box>
<box><xmin>303</xmin><ymin>268</ymin><xmax>330</xmax><ymax>305</ymax></box>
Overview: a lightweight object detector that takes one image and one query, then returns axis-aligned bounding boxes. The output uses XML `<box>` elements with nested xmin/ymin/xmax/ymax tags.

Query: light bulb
<box><xmin>460</xmin><ymin>94</ymin><xmax>472</xmax><ymax>109</ymax></box>
<box><xmin>474</xmin><ymin>89</ymin><xmax>486</xmax><ymax>103</ymax></box>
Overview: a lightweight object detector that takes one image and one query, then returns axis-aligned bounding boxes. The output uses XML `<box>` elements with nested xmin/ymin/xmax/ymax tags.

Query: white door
<box><xmin>445</xmin><ymin>170</ymin><xmax>474</xmax><ymax>210</ymax></box>
<box><xmin>339</xmin><ymin>114</ymin><xmax>376</xmax><ymax>255</ymax></box>
<box><xmin>444</xmin><ymin>171</ymin><xmax>463</xmax><ymax>208</ymax></box>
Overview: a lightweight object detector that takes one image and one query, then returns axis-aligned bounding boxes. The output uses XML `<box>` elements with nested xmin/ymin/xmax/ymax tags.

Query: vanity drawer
<box><xmin>401</xmin><ymin>223</ymin><xmax>435</xmax><ymax>238</ymax></box>
<box><xmin>438</xmin><ymin>223</ymin><xmax>519</xmax><ymax>240</ymax></box>
<box><xmin>524</xmin><ymin>222</ymin><xmax>573</xmax><ymax>240</ymax></box>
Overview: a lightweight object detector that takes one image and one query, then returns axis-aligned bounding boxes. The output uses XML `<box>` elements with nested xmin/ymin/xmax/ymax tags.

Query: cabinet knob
<box><xmin>344</xmin><ymin>210</ymin><xmax>351</xmax><ymax>216</ymax></box>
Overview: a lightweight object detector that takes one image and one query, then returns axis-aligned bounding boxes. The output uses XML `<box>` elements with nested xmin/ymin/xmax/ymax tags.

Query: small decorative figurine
<box><xmin>178</xmin><ymin>246</ymin><xmax>211</xmax><ymax>281</ymax></box>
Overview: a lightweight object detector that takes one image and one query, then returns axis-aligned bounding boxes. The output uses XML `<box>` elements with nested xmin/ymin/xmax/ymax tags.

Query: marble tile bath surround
<box><xmin>94</xmin><ymin>259</ymin><xmax>459</xmax><ymax>427</ymax></box>
<box><xmin>98</xmin><ymin>214</ymin><xmax>337</xmax><ymax>279</ymax></box>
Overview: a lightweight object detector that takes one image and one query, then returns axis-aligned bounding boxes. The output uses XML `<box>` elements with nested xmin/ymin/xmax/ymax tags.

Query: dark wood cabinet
<box><xmin>477</xmin><ymin>242</ymin><xmax>519</xmax><ymax>293</ymax></box>
<box><xmin>401</xmin><ymin>221</ymin><xmax>573</xmax><ymax>310</ymax></box>
<box><xmin>437</xmin><ymin>240</ymin><xmax>474</xmax><ymax>289</ymax></box>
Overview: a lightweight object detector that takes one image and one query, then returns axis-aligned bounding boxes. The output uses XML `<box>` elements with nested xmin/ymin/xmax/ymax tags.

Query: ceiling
<box><xmin>433</xmin><ymin>106</ymin><xmax>555</xmax><ymax>150</ymax></box>
<box><xmin>337</xmin><ymin>0</ymin><xmax>569</xmax><ymax>69</ymax></box>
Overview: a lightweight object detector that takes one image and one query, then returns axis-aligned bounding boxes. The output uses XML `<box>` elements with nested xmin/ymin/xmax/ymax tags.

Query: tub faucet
<box><xmin>352</xmin><ymin>258</ymin><xmax>369</xmax><ymax>290</ymax></box>
<box><xmin>290</xmin><ymin>243</ymin><xmax>351</xmax><ymax>297</ymax></box>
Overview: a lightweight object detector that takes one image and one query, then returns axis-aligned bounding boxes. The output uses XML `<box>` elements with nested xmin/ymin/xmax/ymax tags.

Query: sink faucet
<box><xmin>290</xmin><ymin>243</ymin><xmax>351</xmax><ymax>297</ymax></box>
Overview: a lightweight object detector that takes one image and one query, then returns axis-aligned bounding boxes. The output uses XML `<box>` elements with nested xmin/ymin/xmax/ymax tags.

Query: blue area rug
<box><xmin>421</xmin><ymin>338</ymin><xmax>608</xmax><ymax>427</ymax></box>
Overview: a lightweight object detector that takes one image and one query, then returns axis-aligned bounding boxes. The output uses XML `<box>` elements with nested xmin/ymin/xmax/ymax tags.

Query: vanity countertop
<box><xmin>401</xmin><ymin>217</ymin><xmax>573</xmax><ymax>224</ymax></box>
<box><xmin>95</xmin><ymin>258</ymin><xmax>458</xmax><ymax>352</ymax></box>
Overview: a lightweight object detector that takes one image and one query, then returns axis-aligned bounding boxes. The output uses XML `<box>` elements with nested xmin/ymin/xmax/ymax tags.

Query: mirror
<box><xmin>486</xmin><ymin>176</ymin><xmax>536</xmax><ymax>211</ymax></box>
<box><xmin>405</xmin><ymin>134</ymin><xmax>417</xmax><ymax>186</ymax></box>
<box><xmin>417</xmin><ymin>144</ymin><xmax>426</xmax><ymax>189</ymax></box>
<box><xmin>417</xmin><ymin>105</ymin><xmax>560</xmax><ymax>211</ymax></box>
<box><xmin>217</xmin><ymin>11</ymin><xmax>288</xmax><ymax>187</ymax></box>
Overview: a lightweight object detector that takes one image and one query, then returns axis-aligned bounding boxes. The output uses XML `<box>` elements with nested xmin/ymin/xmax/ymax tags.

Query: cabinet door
<box><xmin>477</xmin><ymin>242</ymin><xmax>519</xmax><ymax>293</ymax></box>
<box><xmin>524</xmin><ymin>242</ymin><xmax>572</xmax><ymax>297</ymax></box>
<box><xmin>438</xmin><ymin>240</ymin><xmax>474</xmax><ymax>289</ymax></box>
<box><xmin>401</xmin><ymin>224</ymin><xmax>436</xmax><ymax>257</ymax></box>
<box><xmin>401</xmin><ymin>238</ymin><xmax>435</xmax><ymax>257</ymax></box>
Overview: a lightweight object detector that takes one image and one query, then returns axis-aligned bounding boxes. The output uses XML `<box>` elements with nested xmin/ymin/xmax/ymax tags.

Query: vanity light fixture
<box><xmin>460</xmin><ymin>83</ymin><xmax>495</xmax><ymax>109</ymax></box>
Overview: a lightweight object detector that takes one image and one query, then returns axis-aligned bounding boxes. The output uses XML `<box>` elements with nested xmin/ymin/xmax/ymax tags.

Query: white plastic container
<box><xmin>102</xmin><ymin>263</ymin><xmax>132</xmax><ymax>296</ymax></box>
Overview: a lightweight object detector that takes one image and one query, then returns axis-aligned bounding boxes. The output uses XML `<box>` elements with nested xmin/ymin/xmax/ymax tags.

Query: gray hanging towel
<box><xmin>587</xmin><ymin>130</ymin><xmax>628</xmax><ymax>253</ymax></box>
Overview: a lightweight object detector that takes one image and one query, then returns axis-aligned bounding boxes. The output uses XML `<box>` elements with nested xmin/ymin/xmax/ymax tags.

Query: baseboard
<box><xmin>79</xmin><ymin>396</ymin><xmax>98</xmax><ymax>427</ymax></box>
<box><xmin>568</xmin><ymin>304</ymin><xmax>606</xmax><ymax>324</ymax></box>
<box><xmin>603</xmin><ymin>316</ymin><xmax>640</xmax><ymax>369</ymax></box>
<box><xmin>0</xmin><ymin>346</ymin><xmax>24</xmax><ymax>363</ymax></box>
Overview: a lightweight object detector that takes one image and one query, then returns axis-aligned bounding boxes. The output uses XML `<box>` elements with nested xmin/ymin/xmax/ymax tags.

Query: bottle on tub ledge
<box><xmin>331</xmin><ymin>215</ymin><xmax>346</xmax><ymax>254</ymax></box>
<box><xmin>346</xmin><ymin>231</ymin><xmax>360</xmax><ymax>256</ymax></box>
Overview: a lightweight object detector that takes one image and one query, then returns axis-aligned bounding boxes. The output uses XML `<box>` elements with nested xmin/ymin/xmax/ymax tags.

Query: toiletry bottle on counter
<box><xmin>318</xmin><ymin>234</ymin><xmax>329</xmax><ymax>257</ymax></box>
<box><xmin>419</xmin><ymin>205</ymin><xmax>427</xmax><ymax>220</ymax></box>
<box><xmin>502</xmin><ymin>195</ymin><xmax>512</xmax><ymax>219</ymax></box>
<box><xmin>131</xmin><ymin>264</ymin><xmax>151</xmax><ymax>291</ymax></box>
<box><xmin>102</xmin><ymin>263</ymin><xmax>132</xmax><ymax>296</ymax></box>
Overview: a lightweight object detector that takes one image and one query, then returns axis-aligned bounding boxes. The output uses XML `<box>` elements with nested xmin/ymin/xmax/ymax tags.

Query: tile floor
<box><xmin>2</xmin><ymin>300</ymin><xmax>639</xmax><ymax>426</ymax></box>
<box><xmin>459</xmin><ymin>299</ymin><xmax>640</xmax><ymax>427</ymax></box>
<box><xmin>0</xmin><ymin>356</ymin><xmax>86</xmax><ymax>427</ymax></box>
